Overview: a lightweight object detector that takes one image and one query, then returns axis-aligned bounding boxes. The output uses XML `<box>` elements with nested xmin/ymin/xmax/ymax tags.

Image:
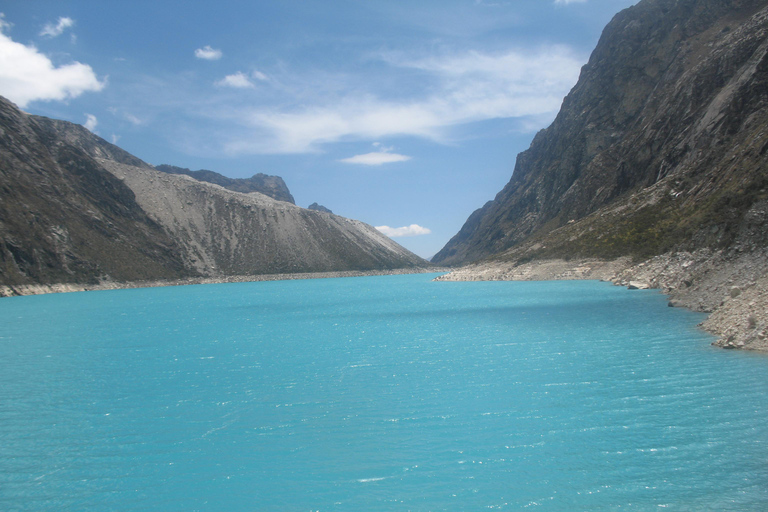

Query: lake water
<box><xmin>1</xmin><ymin>273</ymin><xmax>767</xmax><ymax>511</ymax></box>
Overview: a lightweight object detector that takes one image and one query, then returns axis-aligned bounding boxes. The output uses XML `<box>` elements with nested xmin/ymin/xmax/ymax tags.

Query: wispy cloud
<box><xmin>124</xmin><ymin>112</ymin><xmax>143</xmax><ymax>125</ymax></box>
<box><xmin>195</xmin><ymin>45</ymin><xmax>222</xmax><ymax>60</ymax></box>
<box><xmin>251</xmin><ymin>70</ymin><xmax>268</xmax><ymax>81</ymax></box>
<box><xmin>376</xmin><ymin>224</ymin><xmax>432</xmax><ymax>237</ymax></box>
<box><xmin>218</xmin><ymin>46</ymin><xmax>583</xmax><ymax>154</ymax></box>
<box><xmin>340</xmin><ymin>151</ymin><xmax>411</xmax><ymax>165</ymax></box>
<box><xmin>554</xmin><ymin>0</ymin><xmax>587</xmax><ymax>4</ymax></box>
<box><xmin>340</xmin><ymin>142</ymin><xmax>411</xmax><ymax>165</ymax></box>
<box><xmin>474</xmin><ymin>0</ymin><xmax>509</xmax><ymax>6</ymax></box>
<box><xmin>0</xmin><ymin>22</ymin><xmax>105</xmax><ymax>107</ymax></box>
<box><xmin>83</xmin><ymin>113</ymin><xmax>98</xmax><ymax>132</ymax></box>
<box><xmin>40</xmin><ymin>16</ymin><xmax>74</xmax><ymax>38</ymax></box>
<box><xmin>215</xmin><ymin>71</ymin><xmax>259</xmax><ymax>88</ymax></box>
<box><xmin>107</xmin><ymin>107</ymin><xmax>144</xmax><ymax>126</ymax></box>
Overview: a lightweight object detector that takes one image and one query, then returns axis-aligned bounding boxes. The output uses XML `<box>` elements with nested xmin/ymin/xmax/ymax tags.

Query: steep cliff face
<box><xmin>0</xmin><ymin>99</ymin><xmax>190</xmax><ymax>286</ymax></box>
<box><xmin>155</xmin><ymin>164</ymin><xmax>296</xmax><ymax>204</ymax></box>
<box><xmin>0</xmin><ymin>96</ymin><xmax>426</xmax><ymax>289</ymax></box>
<box><xmin>433</xmin><ymin>0</ymin><xmax>768</xmax><ymax>266</ymax></box>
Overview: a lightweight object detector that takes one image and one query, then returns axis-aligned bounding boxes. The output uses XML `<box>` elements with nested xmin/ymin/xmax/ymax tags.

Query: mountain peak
<box><xmin>0</xmin><ymin>95</ymin><xmax>427</xmax><ymax>290</ymax></box>
<box><xmin>155</xmin><ymin>164</ymin><xmax>295</xmax><ymax>204</ymax></box>
<box><xmin>433</xmin><ymin>0</ymin><xmax>768</xmax><ymax>266</ymax></box>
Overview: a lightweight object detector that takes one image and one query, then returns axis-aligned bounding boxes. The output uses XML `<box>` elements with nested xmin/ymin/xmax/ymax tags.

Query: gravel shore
<box><xmin>0</xmin><ymin>267</ymin><xmax>445</xmax><ymax>299</ymax></box>
<box><xmin>5</xmin><ymin>255</ymin><xmax>765</xmax><ymax>352</ymax></box>
<box><xmin>435</xmin><ymin>249</ymin><xmax>768</xmax><ymax>352</ymax></box>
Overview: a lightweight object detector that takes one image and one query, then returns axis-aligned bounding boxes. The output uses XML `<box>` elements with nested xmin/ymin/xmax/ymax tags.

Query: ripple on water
<box><xmin>0</xmin><ymin>275</ymin><xmax>766</xmax><ymax>511</ymax></box>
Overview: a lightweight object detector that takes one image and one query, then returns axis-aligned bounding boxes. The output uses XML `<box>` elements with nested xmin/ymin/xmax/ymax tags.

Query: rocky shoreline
<box><xmin>0</xmin><ymin>267</ymin><xmax>446</xmax><ymax>299</ymax></box>
<box><xmin>435</xmin><ymin>250</ymin><xmax>768</xmax><ymax>352</ymax></box>
<box><xmin>5</xmin><ymin>253</ymin><xmax>765</xmax><ymax>353</ymax></box>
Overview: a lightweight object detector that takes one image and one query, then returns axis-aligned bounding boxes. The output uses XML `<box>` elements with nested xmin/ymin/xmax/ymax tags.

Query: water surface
<box><xmin>1</xmin><ymin>274</ymin><xmax>766</xmax><ymax>510</ymax></box>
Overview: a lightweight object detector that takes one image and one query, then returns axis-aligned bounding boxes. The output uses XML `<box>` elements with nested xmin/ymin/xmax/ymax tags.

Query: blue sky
<box><xmin>0</xmin><ymin>0</ymin><xmax>637</xmax><ymax>259</ymax></box>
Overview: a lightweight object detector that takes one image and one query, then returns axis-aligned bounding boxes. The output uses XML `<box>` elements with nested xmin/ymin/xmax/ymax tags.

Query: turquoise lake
<box><xmin>1</xmin><ymin>273</ymin><xmax>767</xmax><ymax>511</ymax></box>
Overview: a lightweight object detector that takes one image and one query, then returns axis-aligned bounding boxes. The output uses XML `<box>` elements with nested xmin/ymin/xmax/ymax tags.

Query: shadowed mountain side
<box><xmin>432</xmin><ymin>0</ymin><xmax>768</xmax><ymax>266</ymax></box>
<box><xmin>0</xmin><ymin>96</ymin><xmax>427</xmax><ymax>290</ymax></box>
<box><xmin>155</xmin><ymin>164</ymin><xmax>296</xmax><ymax>204</ymax></box>
<box><xmin>0</xmin><ymin>97</ymin><xmax>190</xmax><ymax>286</ymax></box>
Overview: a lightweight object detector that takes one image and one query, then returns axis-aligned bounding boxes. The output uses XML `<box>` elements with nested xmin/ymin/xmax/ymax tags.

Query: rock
<box><xmin>432</xmin><ymin>0</ymin><xmax>768</xmax><ymax>267</ymax></box>
<box><xmin>437</xmin><ymin>247</ymin><xmax>768</xmax><ymax>352</ymax></box>
<box><xmin>0</xmin><ymin>96</ymin><xmax>428</xmax><ymax>290</ymax></box>
<box><xmin>156</xmin><ymin>164</ymin><xmax>295</xmax><ymax>204</ymax></box>
<box><xmin>628</xmin><ymin>281</ymin><xmax>650</xmax><ymax>290</ymax></box>
<box><xmin>308</xmin><ymin>203</ymin><xmax>333</xmax><ymax>214</ymax></box>
<box><xmin>730</xmin><ymin>286</ymin><xmax>742</xmax><ymax>298</ymax></box>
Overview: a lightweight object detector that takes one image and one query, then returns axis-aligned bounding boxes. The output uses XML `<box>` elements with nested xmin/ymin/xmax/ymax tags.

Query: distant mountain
<box><xmin>0</xmin><ymin>96</ymin><xmax>426</xmax><ymax>290</ymax></box>
<box><xmin>155</xmin><ymin>164</ymin><xmax>295</xmax><ymax>204</ymax></box>
<box><xmin>433</xmin><ymin>0</ymin><xmax>768</xmax><ymax>266</ymax></box>
<box><xmin>308</xmin><ymin>202</ymin><xmax>333</xmax><ymax>214</ymax></box>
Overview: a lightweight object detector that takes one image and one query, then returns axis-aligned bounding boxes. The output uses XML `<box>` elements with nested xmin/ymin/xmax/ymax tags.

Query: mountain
<box><xmin>155</xmin><ymin>164</ymin><xmax>295</xmax><ymax>204</ymax></box>
<box><xmin>308</xmin><ymin>202</ymin><xmax>333</xmax><ymax>214</ymax></box>
<box><xmin>432</xmin><ymin>0</ymin><xmax>768</xmax><ymax>267</ymax></box>
<box><xmin>0</xmin><ymin>96</ymin><xmax>426</xmax><ymax>292</ymax></box>
<box><xmin>0</xmin><ymin>98</ymin><xmax>190</xmax><ymax>287</ymax></box>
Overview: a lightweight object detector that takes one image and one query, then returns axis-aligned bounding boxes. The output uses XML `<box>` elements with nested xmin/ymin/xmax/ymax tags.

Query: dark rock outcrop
<box><xmin>433</xmin><ymin>0</ymin><xmax>768</xmax><ymax>266</ymax></box>
<box><xmin>308</xmin><ymin>203</ymin><xmax>333</xmax><ymax>214</ymax></box>
<box><xmin>0</xmin><ymin>99</ymin><xmax>190</xmax><ymax>286</ymax></box>
<box><xmin>155</xmin><ymin>164</ymin><xmax>295</xmax><ymax>204</ymax></box>
<box><xmin>0</xmin><ymin>96</ymin><xmax>427</xmax><ymax>291</ymax></box>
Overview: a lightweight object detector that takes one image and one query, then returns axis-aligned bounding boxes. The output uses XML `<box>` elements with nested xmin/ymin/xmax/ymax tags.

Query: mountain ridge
<box><xmin>433</xmin><ymin>0</ymin><xmax>768</xmax><ymax>351</ymax></box>
<box><xmin>155</xmin><ymin>164</ymin><xmax>296</xmax><ymax>204</ymax></box>
<box><xmin>433</xmin><ymin>0</ymin><xmax>768</xmax><ymax>266</ymax></box>
<box><xmin>0</xmin><ymin>96</ymin><xmax>427</xmax><ymax>293</ymax></box>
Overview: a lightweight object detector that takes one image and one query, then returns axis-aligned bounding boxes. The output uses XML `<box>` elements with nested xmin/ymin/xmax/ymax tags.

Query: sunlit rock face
<box><xmin>433</xmin><ymin>0</ymin><xmax>768</xmax><ymax>266</ymax></box>
<box><xmin>0</xmin><ymin>96</ymin><xmax>426</xmax><ymax>288</ymax></box>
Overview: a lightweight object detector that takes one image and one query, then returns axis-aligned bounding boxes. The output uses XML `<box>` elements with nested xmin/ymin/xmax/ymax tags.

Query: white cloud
<box><xmin>340</xmin><ymin>143</ymin><xmax>411</xmax><ymax>165</ymax></box>
<box><xmin>40</xmin><ymin>17</ymin><xmax>74</xmax><ymax>38</ymax></box>
<box><xmin>83</xmin><ymin>113</ymin><xmax>97</xmax><ymax>132</ymax></box>
<box><xmin>215</xmin><ymin>71</ymin><xmax>254</xmax><ymax>88</ymax></box>
<box><xmin>339</xmin><ymin>151</ymin><xmax>411</xmax><ymax>165</ymax></box>
<box><xmin>195</xmin><ymin>45</ymin><xmax>222</xmax><ymax>60</ymax></box>
<box><xmin>220</xmin><ymin>46</ymin><xmax>583</xmax><ymax>154</ymax></box>
<box><xmin>554</xmin><ymin>0</ymin><xmax>587</xmax><ymax>4</ymax></box>
<box><xmin>0</xmin><ymin>14</ymin><xmax>11</xmax><ymax>32</ymax></box>
<box><xmin>0</xmin><ymin>25</ymin><xmax>105</xmax><ymax>107</ymax></box>
<box><xmin>376</xmin><ymin>224</ymin><xmax>432</xmax><ymax>237</ymax></box>
<box><xmin>111</xmin><ymin>134</ymin><xmax>120</xmax><ymax>144</ymax></box>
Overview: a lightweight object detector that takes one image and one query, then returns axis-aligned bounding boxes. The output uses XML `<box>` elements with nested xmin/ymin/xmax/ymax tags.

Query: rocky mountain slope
<box><xmin>433</xmin><ymin>0</ymin><xmax>768</xmax><ymax>350</ymax></box>
<box><xmin>0</xmin><ymin>98</ymin><xmax>190</xmax><ymax>287</ymax></box>
<box><xmin>155</xmin><ymin>164</ymin><xmax>295</xmax><ymax>204</ymax></box>
<box><xmin>0</xmin><ymin>96</ymin><xmax>426</xmax><ymax>293</ymax></box>
<box><xmin>433</xmin><ymin>0</ymin><xmax>768</xmax><ymax>266</ymax></box>
<box><xmin>308</xmin><ymin>203</ymin><xmax>333</xmax><ymax>214</ymax></box>
<box><xmin>100</xmin><ymin>159</ymin><xmax>423</xmax><ymax>277</ymax></box>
